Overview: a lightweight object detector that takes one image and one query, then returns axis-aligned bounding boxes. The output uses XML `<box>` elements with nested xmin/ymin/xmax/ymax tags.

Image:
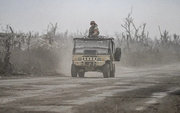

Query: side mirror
<box><xmin>114</xmin><ymin>47</ymin><xmax>121</xmax><ymax>61</ymax></box>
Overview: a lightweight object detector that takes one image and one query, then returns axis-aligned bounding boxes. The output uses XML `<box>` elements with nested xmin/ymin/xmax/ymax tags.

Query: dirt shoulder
<box><xmin>73</xmin><ymin>69</ymin><xmax>180</xmax><ymax>113</ymax></box>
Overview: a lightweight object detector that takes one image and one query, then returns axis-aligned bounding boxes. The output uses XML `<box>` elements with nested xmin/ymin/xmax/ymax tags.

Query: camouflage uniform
<box><xmin>88</xmin><ymin>21</ymin><xmax>100</xmax><ymax>38</ymax></box>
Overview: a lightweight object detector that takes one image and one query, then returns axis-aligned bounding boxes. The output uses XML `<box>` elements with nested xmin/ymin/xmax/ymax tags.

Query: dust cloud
<box><xmin>56</xmin><ymin>45</ymin><xmax>73</xmax><ymax>76</ymax></box>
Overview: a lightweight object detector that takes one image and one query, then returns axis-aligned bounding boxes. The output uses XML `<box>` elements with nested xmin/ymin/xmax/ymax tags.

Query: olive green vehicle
<box><xmin>71</xmin><ymin>36</ymin><xmax>121</xmax><ymax>78</ymax></box>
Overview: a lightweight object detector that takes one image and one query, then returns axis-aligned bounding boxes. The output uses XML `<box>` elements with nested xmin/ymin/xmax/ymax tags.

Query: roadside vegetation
<box><xmin>116</xmin><ymin>11</ymin><xmax>180</xmax><ymax>66</ymax></box>
<box><xmin>0</xmin><ymin>13</ymin><xmax>180</xmax><ymax>76</ymax></box>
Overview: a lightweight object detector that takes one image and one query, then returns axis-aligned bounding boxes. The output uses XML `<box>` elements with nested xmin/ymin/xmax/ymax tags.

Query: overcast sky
<box><xmin>0</xmin><ymin>0</ymin><xmax>180</xmax><ymax>38</ymax></box>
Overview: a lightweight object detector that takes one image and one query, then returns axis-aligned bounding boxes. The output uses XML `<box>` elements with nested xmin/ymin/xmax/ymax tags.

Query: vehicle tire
<box><xmin>71</xmin><ymin>64</ymin><xmax>77</xmax><ymax>77</ymax></box>
<box><xmin>103</xmin><ymin>63</ymin><xmax>110</xmax><ymax>78</ymax></box>
<box><xmin>110</xmin><ymin>64</ymin><xmax>115</xmax><ymax>77</ymax></box>
<box><xmin>79</xmin><ymin>72</ymin><xmax>85</xmax><ymax>77</ymax></box>
<box><xmin>115</xmin><ymin>47</ymin><xmax>121</xmax><ymax>61</ymax></box>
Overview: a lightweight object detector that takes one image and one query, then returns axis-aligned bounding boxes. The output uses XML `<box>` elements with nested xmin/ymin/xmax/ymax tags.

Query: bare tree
<box><xmin>3</xmin><ymin>26</ymin><xmax>14</xmax><ymax>74</ymax></box>
<box><xmin>121</xmin><ymin>11</ymin><xmax>133</xmax><ymax>41</ymax></box>
<box><xmin>121</xmin><ymin>10</ymin><xmax>134</xmax><ymax>50</ymax></box>
<box><xmin>141</xmin><ymin>23</ymin><xmax>146</xmax><ymax>43</ymax></box>
<box><xmin>26</xmin><ymin>32</ymin><xmax>32</xmax><ymax>51</ymax></box>
<box><xmin>132</xmin><ymin>22</ymin><xmax>141</xmax><ymax>41</ymax></box>
<box><xmin>47</xmin><ymin>23</ymin><xmax>58</xmax><ymax>45</ymax></box>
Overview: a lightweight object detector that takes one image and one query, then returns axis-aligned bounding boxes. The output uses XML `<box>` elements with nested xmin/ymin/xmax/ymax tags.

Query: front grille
<box><xmin>83</xmin><ymin>57</ymin><xmax>97</xmax><ymax>61</ymax></box>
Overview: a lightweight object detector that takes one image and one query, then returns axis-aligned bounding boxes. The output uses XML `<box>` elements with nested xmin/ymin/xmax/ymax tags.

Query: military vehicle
<box><xmin>71</xmin><ymin>36</ymin><xmax>121</xmax><ymax>78</ymax></box>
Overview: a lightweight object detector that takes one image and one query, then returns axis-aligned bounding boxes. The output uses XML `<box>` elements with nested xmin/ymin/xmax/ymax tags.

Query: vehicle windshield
<box><xmin>74</xmin><ymin>40</ymin><xmax>109</xmax><ymax>55</ymax></box>
<box><xmin>75</xmin><ymin>40</ymin><xmax>109</xmax><ymax>48</ymax></box>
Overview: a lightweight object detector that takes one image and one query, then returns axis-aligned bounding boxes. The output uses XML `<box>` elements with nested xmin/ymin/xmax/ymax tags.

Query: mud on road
<box><xmin>0</xmin><ymin>63</ymin><xmax>180</xmax><ymax>113</ymax></box>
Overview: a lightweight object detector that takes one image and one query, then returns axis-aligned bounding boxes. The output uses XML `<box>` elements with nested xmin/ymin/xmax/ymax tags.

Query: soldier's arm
<box><xmin>93</xmin><ymin>27</ymin><xmax>99</xmax><ymax>35</ymax></box>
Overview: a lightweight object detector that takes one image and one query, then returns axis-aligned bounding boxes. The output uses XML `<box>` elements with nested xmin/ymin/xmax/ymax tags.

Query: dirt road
<box><xmin>0</xmin><ymin>63</ymin><xmax>180</xmax><ymax>113</ymax></box>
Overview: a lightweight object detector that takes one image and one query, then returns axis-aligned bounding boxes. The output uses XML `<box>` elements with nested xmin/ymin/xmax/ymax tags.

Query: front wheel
<box><xmin>110</xmin><ymin>64</ymin><xmax>115</xmax><ymax>77</ymax></box>
<box><xmin>79</xmin><ymin>72</ymin><xmax>85</xmax><ymax>77</ymax></box>
<box><xmin>103</xmin><ymin>63</ymin><xmax>110</xmax><ymax>78</ymax></box>
<box><xmin>71</xmin><ymin>64</ymin><xmax>77</xmax><ymax>77</ymax></box>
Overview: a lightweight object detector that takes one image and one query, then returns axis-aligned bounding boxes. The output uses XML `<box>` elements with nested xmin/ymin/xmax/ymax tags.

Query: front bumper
<box><xmin>74</xmin><ymin>61</ymin><xmax>105</xmax><ymax>67</ymax></box>
<box><xmin>72</xmin><ymin>55</ymin><xmax>110</xmax><ymax>72</ymax></box>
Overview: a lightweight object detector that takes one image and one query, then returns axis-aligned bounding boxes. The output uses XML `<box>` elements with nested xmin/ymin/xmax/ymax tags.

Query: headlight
<box><xmin>97</xmin><ymin>58</ymin><xmax>105</xmax><ymax>61</ymax></box>
<box><xmin>74</xmin><ymin>57</ymin><xmax>82</xmax><ymax>61</ymax></box>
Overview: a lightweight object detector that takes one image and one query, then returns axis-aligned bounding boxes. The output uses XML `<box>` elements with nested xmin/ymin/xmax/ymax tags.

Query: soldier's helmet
<box><xmin>90</xmin><ymin>21</ymin><xmax>96</xmax><ymax>25</ymax></box>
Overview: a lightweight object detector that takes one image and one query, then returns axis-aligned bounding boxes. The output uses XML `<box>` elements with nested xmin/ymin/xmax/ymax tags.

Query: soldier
<box><xmin>88</xmin><ymin>21</ymin><xmax>100</xmax><ymax>38</ymax></box>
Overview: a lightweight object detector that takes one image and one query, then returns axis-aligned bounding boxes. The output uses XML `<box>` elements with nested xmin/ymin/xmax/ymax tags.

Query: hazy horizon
<box><xmin>0</xmin><ymin>0</ymin><xmax>180</xmax><ymax>38</ymax></box>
